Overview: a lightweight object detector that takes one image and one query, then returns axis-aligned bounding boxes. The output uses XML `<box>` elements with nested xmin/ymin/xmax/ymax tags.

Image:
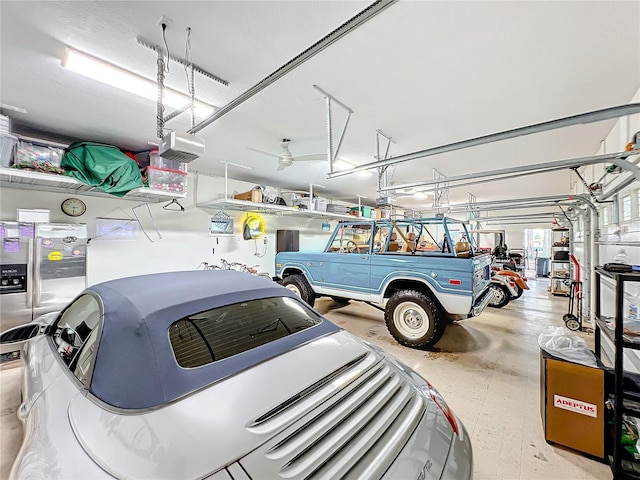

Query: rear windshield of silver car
<box><xmin>169</xmin><ymin>296</ymin><xmax>323</xmax><ymax>368</ymax></box>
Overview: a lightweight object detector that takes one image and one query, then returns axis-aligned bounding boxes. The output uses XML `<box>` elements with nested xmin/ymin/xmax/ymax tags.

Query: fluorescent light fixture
<box><xmin>414</xmin><ymin>191</ymin><xmax>430</xmax><ymax>200</ymax></box>
<box><xmin>62</xmin><ymin>48</ymin><xmax>214</xmax><ymax>118</ymax></box>
<box><xmin>334</xmin><ymin>159</ymin><xmax>373</xmax><ymax>177</ymax></box>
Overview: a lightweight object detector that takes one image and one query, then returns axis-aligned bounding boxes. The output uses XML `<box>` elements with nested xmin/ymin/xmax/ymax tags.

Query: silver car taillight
<box><xmin>420</xmin><ymin>382</ymin><xmax>459</xmax><ymax>436</ymax></box>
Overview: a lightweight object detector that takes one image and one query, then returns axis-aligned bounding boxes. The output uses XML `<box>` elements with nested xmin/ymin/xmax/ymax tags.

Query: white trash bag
<box><xmin>538</xmin><ymin>326</ymin><xmax>598</xmax><ymax>367</ymax></box>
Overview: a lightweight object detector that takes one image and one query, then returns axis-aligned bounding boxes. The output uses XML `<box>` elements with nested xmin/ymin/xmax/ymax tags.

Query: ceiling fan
<box><xmin>248</xmin><ymin>139</ymin><xmax>325</xmax><ymax>171</ymax></box>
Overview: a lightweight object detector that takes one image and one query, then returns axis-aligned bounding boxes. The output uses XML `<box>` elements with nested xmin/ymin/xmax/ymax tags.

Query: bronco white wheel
<box><xmin>384</xmin><ymin>290</ymin><xmax>446</xmax><ymax>348</ymax></box>
<box><xmin>285</xmin><ymin>283</ymin><xmax>301</xmax><ymax>296</ymax></box>
<box><xmin>281</xmin><ymin>274</ymin><xmax>316</xmax><ymax>307</ymax></box>
<box><xmin>393</xmin><ymin>301</ymin><xmax>430</xmax><ymax>339</ymax></box>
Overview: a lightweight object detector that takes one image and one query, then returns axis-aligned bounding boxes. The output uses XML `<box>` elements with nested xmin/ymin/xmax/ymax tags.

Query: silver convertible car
<box><xmin>2</xmin><ymin>270</ymin><xmax>472</xmax><ymax>479</ymax></box>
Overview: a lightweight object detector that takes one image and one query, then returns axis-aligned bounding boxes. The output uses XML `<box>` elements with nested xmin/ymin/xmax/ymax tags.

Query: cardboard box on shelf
<box><xmin>370</xmin><ymin>208</ymin><xmax>383</xmax><ymax>219</ymax></box>
<box><xmin>234</xmin><ymin>190</ymin><xmax>263</xmax><ymax>203</ymax></box>
<box><xmin>539</xmin><ymin>349</ymin><xmax>604</xmax><ymax>459</ymax></box>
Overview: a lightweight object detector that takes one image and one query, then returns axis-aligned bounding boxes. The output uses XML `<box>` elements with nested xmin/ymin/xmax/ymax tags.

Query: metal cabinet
<box><xmin>594</xmin><ymin>267</ymin><xmax>640</xmax><ymax>478</ymax></box>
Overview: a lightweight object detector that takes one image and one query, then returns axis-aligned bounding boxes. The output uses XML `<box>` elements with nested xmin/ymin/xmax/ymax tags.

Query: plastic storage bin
<box><xmin>144</xmin><ymin>166</ymin><xmax>187</xmax><ymax>194</ymax></box>
<box><xmin>0</xmin><ymin>134</ymin><xmax>17</xmax><ymax>167</ymax></box>
<box><xmin>13</xmin><ymin>140</ymin><xmax>65</xmax><ymax>167</ymax></box>
<box><xmin>150</xmin><ymin>150</ymin><xmax>187</xmax><ymax>172</ymax></box>
<box><xmin>350</xmin><ymin>206</ymin><xmax>373</xmax><ymax>217</ymax></box>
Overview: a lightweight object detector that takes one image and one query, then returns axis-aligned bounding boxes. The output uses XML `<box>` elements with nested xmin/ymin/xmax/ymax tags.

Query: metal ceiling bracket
<box><xmin>308</xmin><ymin>183</ymin><xmax>326</xmax><ymax>211</ymax></box>
<box><xmin>220</xmin><ymin>161</ymin><xmax>252</xmax><ymax>200</ymax></box>
<box><xmin>137</xmin><ymin>36</ymin><xmax>229</xmax><ymax>86</ymax></box>
<box><xmin>432</xmin><ymin>169</ymin><xmax>450</xmax><ymax>215</ymax></box>
<box><xmin>156</xmin><ymin>50</ymin><xmax>166</xmax><ymax>140</ymax></box>
<box><xmin>376</xmin><ymin>129</ymin><xmax>394</xmax><ymax>164</ymax></box>
<box><xmin>374</xmin><ymin>129</ymin><xmax>395</xmax><ymax>196</ymax></box>
<box><xmin>327</xmin><ymin>103</ymin><xmax>640</xmax><ymax>178</ymax></box>
<box><xmin>313</xmin><ymin>85</ymin><xmax>354</xmax><ymax>172</ymax></box>
<box><xmin>189</xmin><ymin>0</ymin><xmax>397</xmax><ymax>135</ymax></box>
<box><xmin>467</xmin><ymin>193</ymin><xmax>479</xmax><ymax>222</ymax></box>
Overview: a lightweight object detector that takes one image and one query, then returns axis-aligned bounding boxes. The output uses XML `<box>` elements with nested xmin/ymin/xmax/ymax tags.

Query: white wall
<box><xmin>0</xmin><ymin>173</ymin><xmax>335</xmax><ymax>286</ymax></box>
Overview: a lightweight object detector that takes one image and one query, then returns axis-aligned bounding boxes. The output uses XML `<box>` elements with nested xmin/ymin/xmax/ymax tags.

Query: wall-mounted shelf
<box><xmin>196</xmin><ymin>197</ymin><xmax>360</xmax><ymax>220</ymax></box>
<box><xmin>0</xmin><ymin>167</ymin><xmax>185</xmax><ymax>203</ymax></box>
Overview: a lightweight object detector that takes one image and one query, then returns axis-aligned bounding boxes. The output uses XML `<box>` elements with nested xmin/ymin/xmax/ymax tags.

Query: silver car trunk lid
<box><xmin>239</xmin><ymin>348</ymin><xmax>451</xmax><ymax>480</ymax></box>
<box><xmin>68</xmin><ymin>331</ymin><xmax>451</xmax><ymax>479</ymax></box>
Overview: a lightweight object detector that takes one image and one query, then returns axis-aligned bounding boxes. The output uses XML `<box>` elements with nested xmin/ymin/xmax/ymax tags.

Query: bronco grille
<box><xmin>242</xmin><ymin>352</ymin><xmax>426</xmax><ymax>479</ymax></box>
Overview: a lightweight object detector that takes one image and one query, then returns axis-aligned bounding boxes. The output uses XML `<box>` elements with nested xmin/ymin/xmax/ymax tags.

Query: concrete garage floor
<box><xmin>0</xmin><ymin>277</ymin><xmax>610</xmax><ymax>480</ymax></box>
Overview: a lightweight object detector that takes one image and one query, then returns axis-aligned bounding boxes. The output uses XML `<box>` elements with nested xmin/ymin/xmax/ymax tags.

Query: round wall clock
<box><xmin>61</xmin><ymin>198</ymin><xmax>87</xmax><ymax>217</ymax></box>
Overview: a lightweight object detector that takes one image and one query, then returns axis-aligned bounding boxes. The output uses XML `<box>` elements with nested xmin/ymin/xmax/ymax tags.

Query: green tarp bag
<box><xmin>61</xmin><ymin>142</ymin><xmax>143</xmax><ymax>197</ymax></box>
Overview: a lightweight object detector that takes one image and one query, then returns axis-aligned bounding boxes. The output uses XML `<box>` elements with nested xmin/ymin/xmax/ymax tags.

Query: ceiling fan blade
<box><xmin>293</xmin><ymin>154</ymin><xmax>326</xmax><ymax>162</ymax></box>
<box><xmin>277</xmin><ymin>162</ymin><xmax>289</xmax><ymax>171</ymax></box>
<box><xmin>247</xmin><ymin>147</ymin><xmax>280</xmax><ymax>159</ymax></box>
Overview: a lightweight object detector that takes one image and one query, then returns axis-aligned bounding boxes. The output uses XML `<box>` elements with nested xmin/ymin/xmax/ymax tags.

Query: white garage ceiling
<box><xmin>1</xmin><ymin>1</ymin><xmax>638</xmax><ymax>209</ymax></box>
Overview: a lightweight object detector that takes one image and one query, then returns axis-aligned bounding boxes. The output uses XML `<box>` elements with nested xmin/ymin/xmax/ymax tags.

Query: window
<box><xmin>327</xmin><ymin>224</ymin><xmax>372</xmax><ymax>254</ymax></box>
<box><xmin>169</xmin><ymin>297</ymin><xmax>322</xmax><ymax>368</ymax></box>
<box><xmin>602</xmin><ymin>206</ymin><xmax>609</xmax><ymax>226</ymax></box>
<box><xmin>51</xmin><ymin>294</ymin><xmax>102</xmax><ymax>385</ymax></box>
<box><xmin>636</xmin><ymin>190</ymin><xmax>640</xmax><ymax>218</ymax></box>
<box><xmin>622</xmin><ymin>194</ymin><xmax>631</xmax><ymax>222</ymax></box>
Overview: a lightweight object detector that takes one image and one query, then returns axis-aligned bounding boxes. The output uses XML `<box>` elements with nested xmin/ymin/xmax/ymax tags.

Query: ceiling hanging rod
<box><xmin>188</xmin><ymin>0</ymin><xmax>397</xmax><ymax>135</ymax></box>
<box><xmin>447</xmin><ymin>202</ymin><xmax>580</xmax><ymax>215</ymax></box>
<box><xmin>448</xmin><ymin>194</ymin><xmax>583</xmax><ymax>209</ymax></box>
<box><xmin>399</xmin><ymin>165</ymin><xmax>567</xmax><ymax>196</ymax></box>
<box><xmin>379</xmin><ymin>150</ymin><xmax>639</xmax><ymax>192</ymax></box>
<box><xmin>328</xmin><ymin>103</ymin><xmax>640</xmax><ymax>178</ymax></box>
<box><xmin>445</xmin><ymin>194</ymin><xmax>596</xmax><ymax>214</ymax></box>
<box><xmin>478</xmin><ymin>211</ymin><xmax>561</xmax><ymax>220</ymax></box>
<box><xmin>137</xmin><ymin>36</ymin><xmax>229</xmax><ymax>86</ymax></box>
<box><xmin>484</xmin><ymin>220</ymin><xmax>558</xmax><ymax>226</ymax></box>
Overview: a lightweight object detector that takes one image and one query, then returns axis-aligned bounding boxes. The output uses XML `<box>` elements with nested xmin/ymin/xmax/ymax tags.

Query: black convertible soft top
<box><xmin>86</xmin><ymin>270</ymin><xmax>338</xmax><ymax>410</ymax></box>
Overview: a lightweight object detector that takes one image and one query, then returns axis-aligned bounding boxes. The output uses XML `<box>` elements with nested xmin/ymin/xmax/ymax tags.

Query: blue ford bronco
<box><xmin>275</xmin><ymin>217</ymin><xmax>492</xmax><ymax>348</ymax></box>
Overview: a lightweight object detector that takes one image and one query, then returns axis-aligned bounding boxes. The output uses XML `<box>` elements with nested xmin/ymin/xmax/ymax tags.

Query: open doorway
<box><xmin>524</xmin><ymin>228</ymin><xmax>552</xmax><ymax>277</ymax></box>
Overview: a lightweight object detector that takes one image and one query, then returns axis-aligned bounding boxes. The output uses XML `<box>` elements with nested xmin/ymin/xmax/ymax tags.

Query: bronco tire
<box><xmin>384</xmin><ymin>290</ymin><xmax>446</xmax><ymax>348</ymax></box>
<box><xmin>282</xmin><ymin>274</ymin><xmax>316</xmax><ymax>307</ymax></box>
<box><xmin>488</xmin><ymin>284</ymin><xmax>510</xmax><ymax>308</ymax></box>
